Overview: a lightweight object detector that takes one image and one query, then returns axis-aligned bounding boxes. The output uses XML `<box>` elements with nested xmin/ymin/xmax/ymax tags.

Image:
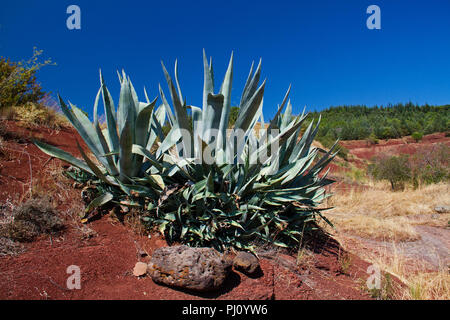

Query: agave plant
<box><xmin>35</xmin><ymin>51</ymin><xmax>337</xmax><ymax>251</ymax></box>
<box><xmin>34</xmin><ymin>71</ymin><xmax>174</xmax><ymax>213</ymax></box>
<box><xmin>143</xmin><ymin>51</ymin><xmax>338</xmax><ymax>250</ymax></box>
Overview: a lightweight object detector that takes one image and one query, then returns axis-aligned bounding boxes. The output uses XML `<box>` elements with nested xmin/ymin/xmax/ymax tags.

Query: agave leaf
<box><xmin>100</xmin><ymin>71</ymin><xmax>120</xmax><ymax>162</ymax></box>
<box><xmin>234</xmin><ymin>79</ymin><xmax>266</xmax><ymax>133</ymax></box>
<box><xmin>135</xmin><ymin>98</ymin><xmax>157</xmax><ymax>149</ymax></box>
<box><xmin>240</xmin><ymin>59</ymin><xmax>262</xmax><ymax>107</ymax></box>
<box><xmin>34</xmin><ymin>140</ymin><xmax>93</xmax><ymax>175</ymax></box>
<box><xmin>84</xmin><ymin>192</ymin><xmax>113</xmax><ymax>213</ymax></box>
<box><xmin>132</xmin><ymin>144</ymin><xmax>164</xmax><ymax>172</ymax></box>
<box><xmin>93</xmin><ymin>86</ymin><xmax>119</xmax><ymax>175</ymax></box>
<box><xmin>216</xmin><ymin>52</ymin><xmax>233</xmax><ymax>152</ymax></box>
<box><xmin>76</xmin><ymin>140</ymin><xmax>118</xmax><ymax>186</ymax></box>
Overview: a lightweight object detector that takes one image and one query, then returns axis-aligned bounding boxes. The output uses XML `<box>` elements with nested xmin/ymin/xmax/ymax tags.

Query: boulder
<box><xmin>148</xmin><ymin>245</ymin><xmax>231</xmax><ymax>292</ymax></box>
<box><xmin>233</xmin><ymin>251</ymin><xmax>260</xmax><ymax>275</ymax></box>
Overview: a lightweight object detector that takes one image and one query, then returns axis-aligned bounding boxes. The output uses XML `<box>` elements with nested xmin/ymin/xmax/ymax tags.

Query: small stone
<box><xmin>133</xmin><ymin>262</ymin><xmax>148</xmax><ymax>277</ymax></box>
<box><xmin>434</xmin><ymin>206</ymin><xmax>450</xmax><ymax>214</ymax></box>
<box><xmin>233</xmin><ymin>251</ymin><xmax>260</xmax><ymax>275</ymax></box>
<box><xmin>148</xmin><ymin>245</ymin><xmax>231</xmax><ymax>292</ymax></box>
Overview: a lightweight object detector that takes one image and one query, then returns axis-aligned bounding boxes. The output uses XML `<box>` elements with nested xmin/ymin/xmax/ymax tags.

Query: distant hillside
<box><xmin>310</xmin><ymin>103</ymin><xmax>449</xmax><ymax>143</ymax></box>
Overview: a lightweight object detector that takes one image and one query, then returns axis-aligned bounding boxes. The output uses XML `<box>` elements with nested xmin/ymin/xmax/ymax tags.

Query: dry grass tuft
<box><xmin>1</xmin><ymin>103</ymin><xmax>70</xmax><ymax>130</ymax></box>
<box><xmin>330</xmin><ymin>214</ymin><xmax>420</xmax><ymax>242</ymax></box>
<box><xmin>325</xmin><ymin>182</ymin><xmax>449</xmax><ymax>241</ymax></box>
<box><xmin>0</xmin><ymin>236</ymin><xmax>25</xmax><ymax>256</ymax></box>
<box><xmin>1</xmin><ymin>197</ymin><xmax>65</xmax><ymax>242</ymax></box>
<box><xmin>329</xmin><ymin>182</ymin><xmax>449</xmax><ymax>218</ymax></box>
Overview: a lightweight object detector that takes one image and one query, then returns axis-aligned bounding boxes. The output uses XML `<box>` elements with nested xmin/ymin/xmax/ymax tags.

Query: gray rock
<box><xmin>233</xmin><ymin>251</ymin><xmax>260</xmax><ymax>275</ymax></box>
<box><xmin>434</xmin><ymin>206</ymin><xmax>450</xmax><ymax>214</ymax></box>
<box><xmin>148</xmin><ymin>245</ymin><xmax>231</xmax><ymax>292</ymax></box>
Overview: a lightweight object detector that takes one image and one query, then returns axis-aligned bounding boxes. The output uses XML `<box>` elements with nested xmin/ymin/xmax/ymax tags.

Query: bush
<box><xmin>369</xmin><ymin>155</ymin><xmax>411</xmax><ymax>191</ymax></box>
<box><xmin>366</xmin><ymin>133</ymin><xmax>379</xmax><ymax>145</ymax></box>
<box><xmin>369</xmin><ymin>144</ymin><xmax>449</xmax><ymax>190</ymax></box>
<box><xmin>0</xmin><ymin>47</ymin><xmax>55</xmax><ymax>109</ymax></box>
<box><xmin>14</xmin><ymin>102</ymin><xmax>68</xmax><ymax>129</ymax></box>
<box><xmin>411</xmin><ymin>131</ymin><xmax>423</xmax><ymax>142</ymax></box>
<box><xmin>410</xmin><ymin>144</ymin><xmax>449</xmax><ymax>186</ymax></box>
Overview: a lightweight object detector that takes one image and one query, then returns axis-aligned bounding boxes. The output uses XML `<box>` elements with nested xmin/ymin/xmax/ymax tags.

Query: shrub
<box><xmin>0</xmin><ymin>47</ymin><xmax>55</xmax><ymax>109</ymax></box>
<box><xmin>410</xmin><ymin>144</ymin><xmax>449</xmax><ymax>186</ymax></box>
<box><xmin>0</xmin><ymin>237</ymin><xmax>25</xmax><ymax>256</ymax></box>
<box><xmin>369</xmin><ymin>155</ymin><xmax>411</xmax><ymax>191</ymax></box>
<box><xmin>366</xmin><ymin>132</ymin><xmax>379</xmax><ymax>145</ymax></box>
<box><xmin>14</xmin><ymin>102</ymin><xmax>69</xmax><ymax>129</ymax></box>
<box><xmin>411</xmin><ymin>131</ymin><xmax>423</xmax><ymax>142</ymax></box>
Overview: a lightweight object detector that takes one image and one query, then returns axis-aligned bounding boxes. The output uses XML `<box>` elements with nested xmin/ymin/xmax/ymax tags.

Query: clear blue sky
<box><xmin>1</xmin><ymin>0</ymin><xmax>450</xmax><ymax>119</ymax></box>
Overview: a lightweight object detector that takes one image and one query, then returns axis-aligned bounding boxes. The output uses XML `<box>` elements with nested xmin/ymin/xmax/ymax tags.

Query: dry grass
<box><xmin>326</xmin><ymin>182</ymin><xmax>450</xmax><ymax>299</ymax></box>
<box><xmin>0</xmin><ymin>196</ymin><xmax>64</xmax><ymax>243</ymax></box>
<box><xmin>329</xmin><ymin>182</ymin><xmax>449</xmax><ymax>218</ymax></box>
<box><xmin>351</xmin><ymin>241</ymin><xmax>449</xmax><ymax>300</ymax></box>
<box><xmin>331</xmin><ymin>214</ymin><xmax>420</xmax><ymax>242</ymax></box>
<box><xmin>1</xmin><ymin>103</ymin><xmax>70</xmax><ymax>130</ymax></box>
<box><xmin>324</xmin><ymin>182</ymin><xmax>450</xmax><ymax>241</ymax></box>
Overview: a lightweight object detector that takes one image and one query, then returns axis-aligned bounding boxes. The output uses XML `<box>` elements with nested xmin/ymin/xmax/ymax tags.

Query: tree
<box><xmin>369</xmin><ymin>155</ymin><xmax>411</xmax><ymax>191</ymax></box>
<box><xmin>411</xmin><ymin>131</ymin><xmax>423</xmax><ymax>142</ymax></box>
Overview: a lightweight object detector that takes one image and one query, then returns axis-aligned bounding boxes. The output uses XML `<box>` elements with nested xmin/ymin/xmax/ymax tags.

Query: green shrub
<box><xmin>0</xmin><ymin>47</ymin><xmax>55</xmax><ymax>109</ymax></box>
<box><xmin>369</xmin><ymin>155</ymin><xmax>411</xmax><ymax>191</ymax></box>
<box><xmin>410</xmin><ymin>144</ymin><xmax>449</xmax><ymax>186</ymax></box>
<box><xmin>411</xmin><ymin>131</ymin><xmax>423</xmax><ymax>142</ymax></box>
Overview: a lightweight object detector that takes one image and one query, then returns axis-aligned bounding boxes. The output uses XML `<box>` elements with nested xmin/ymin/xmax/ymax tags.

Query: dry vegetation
<box><xmin>322</xmin><ymin>181</ymin><xmax>450</xmax><ymax>300</ymax></box>
<box><xmin>325</xmin><ymin>182</ymin><xmax>449</xmax><ymax>241</ymax></box>
<box><xmin>0</xmin><ymin>103</ymin><xmax>70</xmax><ymax>130</ymax></box>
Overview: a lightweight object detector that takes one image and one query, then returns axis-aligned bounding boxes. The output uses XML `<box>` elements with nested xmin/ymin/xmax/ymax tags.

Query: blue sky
<box><xmin>1</xmin><ymin>0</ymin><xmax>450</xmax><ymax>119</ymax></box>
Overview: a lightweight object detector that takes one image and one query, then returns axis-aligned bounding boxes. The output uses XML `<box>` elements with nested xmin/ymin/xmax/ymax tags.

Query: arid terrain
<box><xmin>0</xmin><ymin>119</ymin><xmax>448</xmax><ymax>300</ymax></box>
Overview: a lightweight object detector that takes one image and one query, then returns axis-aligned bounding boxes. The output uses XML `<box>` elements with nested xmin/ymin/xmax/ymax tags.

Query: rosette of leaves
<box><xmin>141</xmin><ymin>51</ymin><xmax>338</xmax><ymax>251</ymax></box>
<box><xmin>34</xmin><ymin>71</ymin><xmax>176</xmax><ymax>216</ymax></box>
<box><xmin>35</xmin><ymin>51</ymin><xmax>337</xmax><ymax>251</ymax></box>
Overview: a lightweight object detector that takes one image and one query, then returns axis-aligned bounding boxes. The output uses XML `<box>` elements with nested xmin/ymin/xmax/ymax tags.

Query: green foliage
<box><xmin>411</xmin><ymin>131</ymin><xmax>423</xmax><ymax>142</ymax></box>
<box><xmin>410</xmin><ymin>144</ymin><xmax>449</xmax><ymax>186</ymax></box>
<box><xmin>0</xmin><ymin>47</ymin><xmax>55</xmax><ymax>109</ymax></box>
<box><xmin>369</xmin><ymin>155</ymin><xmax>411</xmax><ymax>191</ymax></box>
<box><xmin>312</xmin><ymin>103</ymin><xmax>449</xmax><ymax>142</ymax></box>
<box><xmin>369</xmin><ymin>144</ymin><xmax>449</xmax><ymax>190</ymax></box>
<box><xmin>35</xmin><ymin>52</ymin><xmax>337</xmax><ymax>252</ymax></box>
<box><xmin>366</xmin><ymin>132</ymin><xmax>379</xmax><ymax>145</ymax></box>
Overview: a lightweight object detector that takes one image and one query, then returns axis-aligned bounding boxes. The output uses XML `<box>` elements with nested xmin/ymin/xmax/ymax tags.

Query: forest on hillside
<box><xmin>309</xmin><ymin>103</ymin><xmax>449</xmax><ymax>144</ymax></box>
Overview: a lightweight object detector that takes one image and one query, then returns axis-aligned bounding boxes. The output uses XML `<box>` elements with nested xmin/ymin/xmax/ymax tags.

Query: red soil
<box><xmin>340</xmin><ymin>132</ymin><xmax>450</xmax><ymax>161</ymax></box>
<box><xmin>0</xmin><ymin>120</ymin><xmax>373</xmax><ymax>300</ymax></box>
